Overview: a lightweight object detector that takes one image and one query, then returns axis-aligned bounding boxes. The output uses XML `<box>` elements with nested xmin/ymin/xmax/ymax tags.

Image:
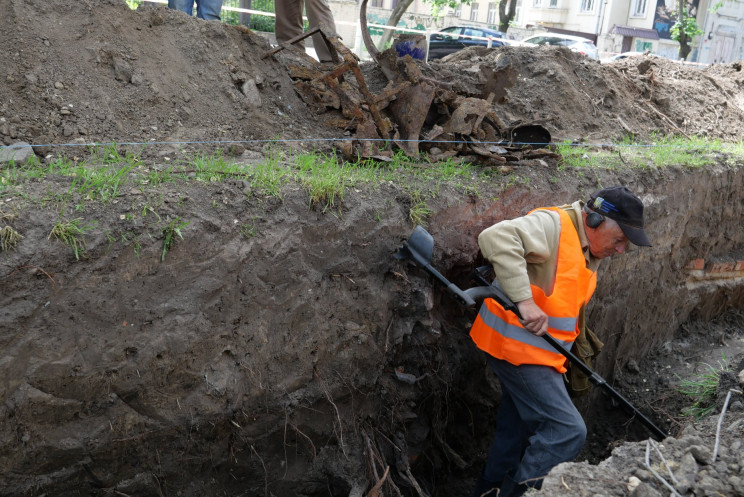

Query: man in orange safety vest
<box><xmin>471</xmin><ymin>185</ymin><xmax>652</xmax><ymax>497</ymax></box>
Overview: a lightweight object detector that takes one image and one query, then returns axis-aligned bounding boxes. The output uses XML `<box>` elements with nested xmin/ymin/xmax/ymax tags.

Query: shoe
<box><xmin>498</xmin><ymin>473</ymin><xmax>530</xmax><ymax>497</ymax></box>
<box><xmin>472</xmin><ymin>474</ymin><xmax>501</xmax><ymax>497</ymax></box>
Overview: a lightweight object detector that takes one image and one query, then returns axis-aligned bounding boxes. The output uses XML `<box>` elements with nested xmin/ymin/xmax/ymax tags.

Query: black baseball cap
<box><xmin>588</xmin><ymin>186</ymin><xmax>651</xmax><ymax>247</ymax></box>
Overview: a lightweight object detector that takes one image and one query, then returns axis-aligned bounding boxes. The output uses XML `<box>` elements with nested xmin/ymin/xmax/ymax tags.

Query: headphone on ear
<box><xmin>585</xmin><ymin>200</ymin><xmax>604</xmax><ymax>229</ymax></box>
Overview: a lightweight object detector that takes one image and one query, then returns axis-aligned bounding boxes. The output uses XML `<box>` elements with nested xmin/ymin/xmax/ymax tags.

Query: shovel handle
<box><xmin>446</xmin><ymin>282</ymin><xmax>476</xmax><ymax>307</ymax></box>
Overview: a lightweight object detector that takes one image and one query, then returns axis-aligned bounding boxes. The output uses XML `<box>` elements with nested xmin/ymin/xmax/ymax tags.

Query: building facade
<box><xmin>695</xmin><ymin>0</ymin><xmax>744</xmax><ymax>63</ymax></box>
<box><xmin>353</xmin><ymin>0</ymin><xmax>744</xmax><ymax>63</ymax></box>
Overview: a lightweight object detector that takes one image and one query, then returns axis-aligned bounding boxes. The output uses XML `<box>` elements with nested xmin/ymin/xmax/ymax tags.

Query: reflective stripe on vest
<box><xmin>476</xmin><ymin>304</ymin><xmax>574</xmax><ymax>353</ymax></box>
<box><xmin>469</xmin><ymin>207</ymin><xmax>597</xmax><ymax>373</ymax></box>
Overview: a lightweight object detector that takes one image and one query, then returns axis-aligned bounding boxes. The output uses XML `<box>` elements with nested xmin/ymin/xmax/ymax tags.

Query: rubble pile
<box><xmin>541</xmin><ymin>388</ymin><xmax>744</xmax><ymax>496</ymax></box>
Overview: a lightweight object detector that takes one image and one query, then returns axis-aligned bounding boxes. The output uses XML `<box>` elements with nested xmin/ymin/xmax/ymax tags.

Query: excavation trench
<box><xmin>3</xmin><ymin>1</ymin><xmax>744</xmax><ymax>495</ymax></box>
<box><xmin>2</xmin><ymin>162</ymin><xmax>743</xmax><ymax>497</ymax></box>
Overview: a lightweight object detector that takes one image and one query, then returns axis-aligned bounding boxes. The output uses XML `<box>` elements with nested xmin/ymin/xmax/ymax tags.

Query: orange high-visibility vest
<box><xmin>470</xmin><ymin>208</ymin><xmax>597</xmax><ymax>373</ymax></box>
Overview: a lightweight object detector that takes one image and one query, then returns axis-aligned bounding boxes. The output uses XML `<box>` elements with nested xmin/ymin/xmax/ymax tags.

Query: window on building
<box><xmin>370</xmin><ymin>0</ymin><xmax>383</xmax><ymax>7</ymax></box>
<box><xmin>455</xmin><ymin>3</ymin><xmax>462</xmax><ymax>17</ymax></box>
<box><xmin>487</xmin><ymin>3</ymin><xmax>498</xmax><ymax>24</ymax></box>
<box><xmin>470</xmin><ymin>2</ymin><xmax>479</xmax><ymax>21</ymax></box>
<box><xmin>580</xmin><ymin>0</ymin><xmax>594</xmax><ymax>12</ymax></box>
<box><xmin>549</xmin><ymin>0</ymin><xmax>557</xmax><ymax>7</ymax></box>
<box><xmin>533</xmin><ymin>0</ymin><xmax>542</xmax><ymax>7</ymax></box>
<box><xmin>632</xmin><ymin>0</ymin><xmax>647</xmax><ymax>16</ymax></box>
<box><xmin>635</xmin><ymin>40</ymin><xmax>653</xmax><ymax>52</ymax></box>
<box><xmin>515</xmin><ymin>0</ymin><xmax>523</xmax><ymax>21</ymax></box>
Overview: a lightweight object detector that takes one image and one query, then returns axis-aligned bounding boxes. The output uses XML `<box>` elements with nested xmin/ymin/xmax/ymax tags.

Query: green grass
<box><xmin>555</xmin><ymin>135</ymin><xmax>739</xmax><ymax>170</ymax></box>
<box><xmin>189</xmin><ymin>151</ymin><xmax>241</xmax><ymax>182</ymax></box>
<box><xmin>239</xmin><ymin>223</ymin><xmax>257</xmax><ymax>238</ymax></box>
<box><xmin>3</xmin><ymin>136</ymin><xmax>743</xmax><ymax>226</ymax></box>
<box><xmin>143</xmin><ymin>167</ymin><xmax>174</xmax><ymax>187</ymax></box>
<box><xmin>48</xmin><ymin>218</ymin><xmax>97</xmax><ymax>260</ymax></box>
<box><xmin>0</xmin><ymin>226</ymin><xmax>23</xmax><ymax>252</ymax></box>
<box><xmin>294</xmin><ymin>152</ymin><xmax>351</xmax><ymax>210</ymax></box>
<box><xmin>630</xmin><ymin>135</ymin><xmax>718</xmax><ymax>169</ymax></box>
<box><xmin>247</xmin><ymin>148</ymin><xmax>289</xmax><ymax>196</ymax></box>
<box><xmin>161</xmin><ymin>217</ymin><xmax>189</xmax><ymax>262</ymax></box>
<box><xmin>68</xmin><ymin>162</ymin><xmax>135</xmax><ymax>202</ymax></box>
<box><xmin>676</xmin><ymin>355</ymin><xmax>730</xmax><ymax>419</ymax></box>
<box><xmin>121</xmin><ymin>231</ymin><xmax>143</xmax><ymax>257</ymax></box>
<box><xmin>408</xmin><ymin>190</ymin><xmax>432</xmax><ymax>226</ymax></box>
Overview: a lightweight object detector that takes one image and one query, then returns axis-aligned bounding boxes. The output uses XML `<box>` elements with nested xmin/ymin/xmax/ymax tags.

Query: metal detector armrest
<box><xmin>464</xmin><ymin>282</ymin><xmax>522</xmax><ymax>318</ymax></box>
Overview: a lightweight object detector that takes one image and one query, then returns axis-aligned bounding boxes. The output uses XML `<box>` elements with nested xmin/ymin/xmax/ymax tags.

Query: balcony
<box><xmin>537</xmin><ymin>7</ymin><xmax>570</xmax><ymax>25</ymax></box>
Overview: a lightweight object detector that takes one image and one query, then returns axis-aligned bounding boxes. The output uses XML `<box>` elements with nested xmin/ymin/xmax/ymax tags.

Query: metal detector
<box><xmin>394</xmin><ymin>225</ymin><xmax>668</xmax><ymax>441</ymax></box>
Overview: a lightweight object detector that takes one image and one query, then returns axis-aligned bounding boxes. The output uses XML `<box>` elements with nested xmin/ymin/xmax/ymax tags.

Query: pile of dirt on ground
<box><xmin>2</xmin><ymin>0</ymin><xmax>744</xmax><ymax>160</ymax></box>
<box><xmin>538</xmin><ymin>310</ymin><xmax>744</xmax><ymax>497</ymax></box>
<box><xmin>0</xmin><ymin>0</ymin><xmax>333</xmax><ymax>159</ymax></box>
<box><xmin>427</xmin><ymin>46</ymin><xmax>744</xmax><ymax>144</ymax></box>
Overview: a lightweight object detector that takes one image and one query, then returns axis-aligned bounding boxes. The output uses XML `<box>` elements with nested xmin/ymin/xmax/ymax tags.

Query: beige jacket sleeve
<box><xmin>477</xmin><ymin>209</ymin><xmax>562</xmax><ymax>303</ymax></box>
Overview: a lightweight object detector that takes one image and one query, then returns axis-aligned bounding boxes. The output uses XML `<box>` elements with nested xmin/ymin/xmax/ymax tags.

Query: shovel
<box><xmin>394</xmin><ymin>226</ymin><xmax>668</xmax><ymax>441</ymax></box>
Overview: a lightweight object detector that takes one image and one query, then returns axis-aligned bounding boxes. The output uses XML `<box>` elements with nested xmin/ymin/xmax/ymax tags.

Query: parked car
<box><xmin>521</xmin><ymin>33</ymin><xmax>599</xmax><ymax>59</ymax></box>
<box><xmin>428</xmin><ymin>26</ymin><xmax>506</xmax><ymax>60</ymax></box>
<box><xmin>600</xmin><ymin>51</ymin><xmax>656</xmax><ymax>63</ymax></box>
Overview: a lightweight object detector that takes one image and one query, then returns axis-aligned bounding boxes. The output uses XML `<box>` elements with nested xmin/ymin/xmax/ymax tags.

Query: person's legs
<box><xmin>304</xmin><ymin>0</ymin><xmax>337</xmax><ymax>61</ymax></box>
<box><xmin>274</xmin><ymin>0</ymin><xmax>306</xmax><ymax>48</ymax></box>
<box><xmin>481</xmin><ymin>387</ymin><xmax>530</xmax><ymax>485</ymax></box>
<box><xmin>473</xmin><ymin>388</ymin><xmax>530</xmax><ymax>496</ymax></box>
<box><xmin>196</xmin><ymin>0</ymin><xmax>223</xmax><ymax>20</ymax></box>
<box><xmin>168</xmin><ymin>0</ymin><xmax>195</xmax><ymax>16</ymax></box>
<box><xmin>488</xmin><ymin>357</ymin><xmax>586</xmax><ymax>491</ymax></box>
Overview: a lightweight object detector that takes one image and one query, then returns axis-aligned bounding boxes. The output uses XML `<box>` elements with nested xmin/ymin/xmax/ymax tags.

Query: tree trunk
<box><xmin>498</xmin><ymin>0</ymin><xmax>517</xmax><ymax>34</ymax></box>
<box><xmin>677</xmin><ymin>0</ymin><xmax>690</xmax><ymax>60</ymax></box>
<box><xmin>377</xmin><ymin>0</ymin><xmax>415</xmax><ymax>51</ymax></box>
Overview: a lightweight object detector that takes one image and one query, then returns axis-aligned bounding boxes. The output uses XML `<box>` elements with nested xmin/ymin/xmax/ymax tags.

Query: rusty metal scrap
<box><xmin>389</xmin><ymin>82</ymin><xmax>435</xmax><ymax>156</ymax></box>
<box><xmin>263</xmin><ymin>26</ymin><xmax>394</xmax><ymax>140</ymax></box>
<box><xmin>443</xmin><ymin>97</ymin><xmax>492</xmax><ymax>135</ymax></box>
<box><xmin>265</xmin><ymin>10</ymin><xmax>554</xmax><ymax>163</ymax></box>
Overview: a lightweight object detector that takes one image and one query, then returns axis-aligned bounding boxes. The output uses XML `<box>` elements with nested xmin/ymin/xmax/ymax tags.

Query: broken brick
<box><xmin>709</xmin><ymin>262</ymin><xmax>735</xmax><ymax>273</ymax></box>
<box><xmin>686</xmin><ymin>258</ymin><xmax>705</xmax><ymax>270</ymax></box>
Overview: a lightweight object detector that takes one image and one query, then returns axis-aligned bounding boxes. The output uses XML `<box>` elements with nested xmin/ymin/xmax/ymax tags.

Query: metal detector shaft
<box><xmin>469</xmin><ymin>268</ymin><xmax>668</xmax><ymax>441</ymax></box>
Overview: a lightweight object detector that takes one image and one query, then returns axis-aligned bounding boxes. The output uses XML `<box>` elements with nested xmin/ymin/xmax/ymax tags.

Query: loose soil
<box><xmin>2</xmin><ymin>1</ymin><xmax>744</xmax><ymax>496</ymax></box>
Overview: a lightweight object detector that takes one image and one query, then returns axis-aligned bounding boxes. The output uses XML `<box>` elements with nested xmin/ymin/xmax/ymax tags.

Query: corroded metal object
<box><xmin>264</xmin><ymin>15</ymin><xmax>553</xmax><ymax>161</ymax></box>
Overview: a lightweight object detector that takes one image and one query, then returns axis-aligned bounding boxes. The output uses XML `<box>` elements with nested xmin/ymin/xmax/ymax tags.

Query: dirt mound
<box><xmin>0</xmin><ymin>0</ymin><xmax>329</xmax><ymax>157</ymax></box>
<box><xmin>429</xmin><ymin>46</ymin><xmax>744</xmax><ymax>143</ymax></box>
<box><xmin>2</xmin><ymin>0</ymin><xmax>744</xmax><ymax>159</ymax></box>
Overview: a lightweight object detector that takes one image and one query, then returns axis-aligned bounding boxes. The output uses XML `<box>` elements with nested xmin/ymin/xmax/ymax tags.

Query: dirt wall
<box><xmin>2</xmin><ymin>163</ymin><xmax>743</xmax><ymax>496</ymax></box>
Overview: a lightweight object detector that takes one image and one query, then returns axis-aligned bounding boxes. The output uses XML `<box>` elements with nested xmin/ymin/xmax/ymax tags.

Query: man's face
<box><xmin>586</xmin><ymin>217</ymin><xmax>629</xmax><ymax>259</ymax></box>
